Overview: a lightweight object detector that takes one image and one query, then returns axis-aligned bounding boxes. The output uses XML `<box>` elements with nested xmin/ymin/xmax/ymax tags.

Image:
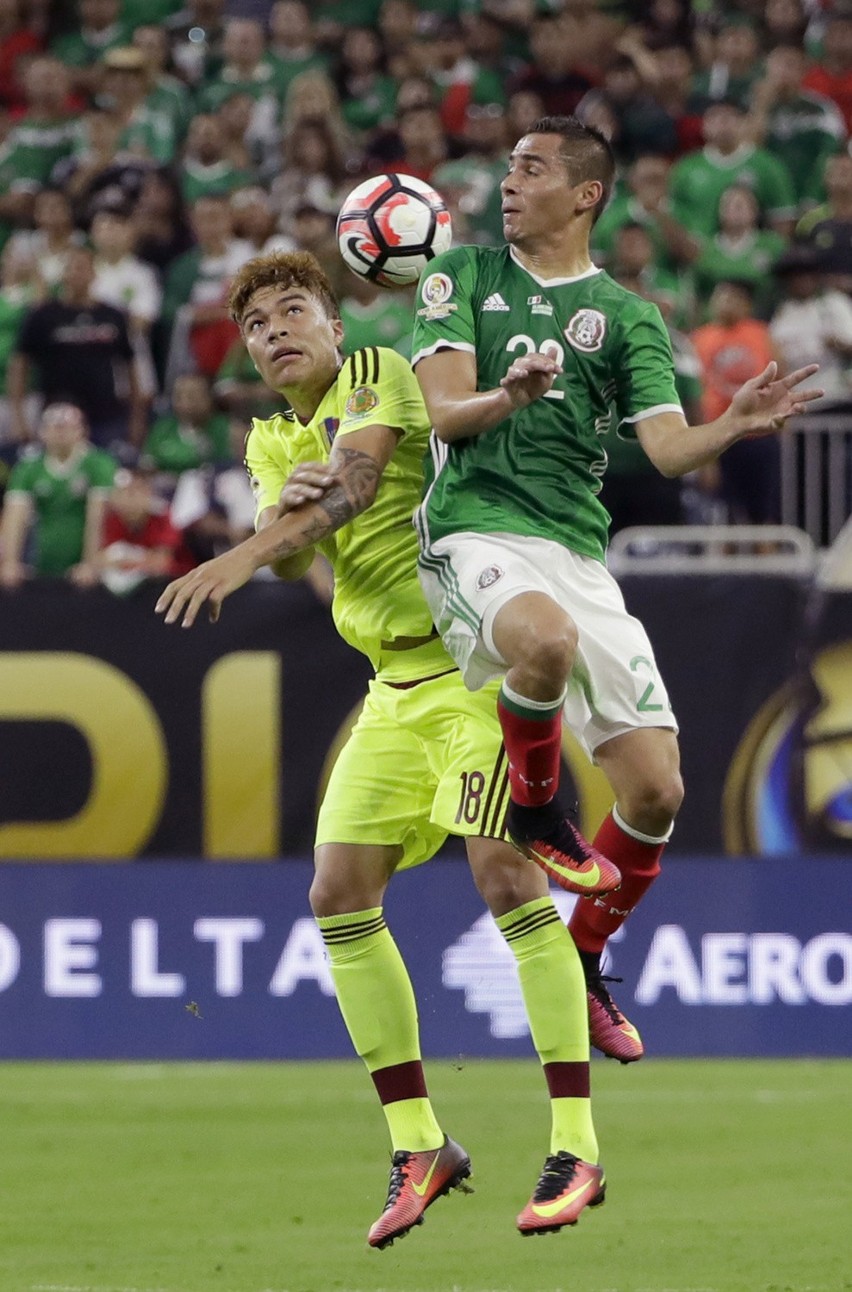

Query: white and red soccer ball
<box><xmin>336</xmin><ymin>172</ymin><xmax>453</xmax><ymax>289</ymax></box>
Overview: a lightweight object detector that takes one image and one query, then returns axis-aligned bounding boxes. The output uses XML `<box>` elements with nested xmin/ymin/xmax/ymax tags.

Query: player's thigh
<box><xmin>418</xmin><ymin>532</ymin><xmax>563</xmax><ymax>689</ymax></box>
<box><xmin>316</xmin><ymin>683</ymin><xmax>447</xmax><ymax>870</ymax></box>
<box><xmin>418</xmin><ymin>673</ymin><xmax>512</xmax><ymax>840</ymax></box>
<box><xmin>549</xmin><ymin>552</ymin><xmax>679</xmax><ymax>756</ymax></box>
<box><xmin>594</xmin><ymin>726</ymin><xmax>683</xmax><ymax>819</ymax></box>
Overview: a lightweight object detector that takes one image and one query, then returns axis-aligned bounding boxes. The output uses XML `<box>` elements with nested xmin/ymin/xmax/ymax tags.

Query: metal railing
<box><xmin>781</xmin><ymin>413</ymin><xmax>852</xmax><ymax>548</ymax></box>
<box><xmin>607</xmin><ymin>524</ymin><xmax>817</xmax><ymax>576</ymax></box>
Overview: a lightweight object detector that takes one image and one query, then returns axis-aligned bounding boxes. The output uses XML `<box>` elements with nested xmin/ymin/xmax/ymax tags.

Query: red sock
<box><xmin>497</xmin><ymin>695</ymin><xmax>562</xmax><ymax>807</ymax></box>
<box><xmin>569</xmin><ymin>810</ymin><xmax>665</xmax><ymax>954</ymax></box>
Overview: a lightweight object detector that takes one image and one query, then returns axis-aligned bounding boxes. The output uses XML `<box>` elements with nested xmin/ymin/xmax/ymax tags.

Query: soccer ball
<box><xmin>336</xmin><ymin>173</ymin><xmax>453</xmax><ymax>289</ymax></box>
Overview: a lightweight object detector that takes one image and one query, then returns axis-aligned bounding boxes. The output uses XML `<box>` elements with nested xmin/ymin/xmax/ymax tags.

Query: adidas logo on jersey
<box><xmin>482</xmin><ymin>292</ymin><xmax>510</xmax><ymax>311</ymax></box>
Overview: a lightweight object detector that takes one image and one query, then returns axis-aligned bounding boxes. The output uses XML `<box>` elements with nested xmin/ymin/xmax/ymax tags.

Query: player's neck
<box><xmin>509</xmin><ymin>229</ymin><xmax>594</xmax><ymax>281</ymax></box>
<box><xmin>279</xmin><ymin>359</ymin><xmax>342</xmax><ymax>422</ymax></box>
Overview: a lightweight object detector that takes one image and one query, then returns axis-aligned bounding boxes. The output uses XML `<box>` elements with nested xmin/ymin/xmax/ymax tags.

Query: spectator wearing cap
<box><xmin>802</xmin><ymin>12</ymin><xmax>852</xmax><ymax>135</ymax></box>
<box><xmin>0</xmin><ymin>57</ymin><xmax>75</xmax><ymax>246</ymax></box>
<box><xmin>692</xmin><ymin>14</ymin><xmax>764</xmax><ymax>110</ymax></box>
<box><xmin>769</xmin><ymin>243</ymin><xmax>852</xmax><ymax>410</ymax></box>
<box><xmin>668</xmin><ymin>98</ymin><xmax>797</xmax><ymax>238</ymax></box>
<box><xmin>99</xmin><ymin>45</ymin><xmax>179</xmax><ymax>165</ymax></box>
<box><xmin>96</xmin><ymin>464</ymin><xmax>195</xmax><ymax>595</ymax></box>
<box><xmin>797</xmin><ymin>151</ymin><xmax>852</xmax><ymax>293</ymax></box>
<box><xmin>51</xmin><ymin>0</ymin><xmax>131</xmax><ymax>99</ymax></box>
<box><xmin>745</xmin><ymin>45</ymin><xmax>846</xmax><ymax>213</ymax></box>
<box><xmin>267</xmin><ymin>1</ymin><xmax>329</xmax><ymax>101</ymax></box>
<box><xmin>8</xmin><ymin>244</ymin><xmax>144</xmax><ymax>450</ymax></box>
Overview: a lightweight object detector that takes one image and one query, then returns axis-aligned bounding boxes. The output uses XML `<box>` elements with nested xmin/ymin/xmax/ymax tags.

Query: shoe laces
<box><xmin>382</xmin><ymin>1151</ymin><xmax>411</xmax><ymax>1210</ymax></box>
<box><xmin>533</xmin><ymin>1151</ymin><xmax>581</xmax><ymax>1202</ymax></box>
<box><xmin>587</xmin><ymin>972</ymin><xmax>626</xmax><ymax>1024</ymax></box>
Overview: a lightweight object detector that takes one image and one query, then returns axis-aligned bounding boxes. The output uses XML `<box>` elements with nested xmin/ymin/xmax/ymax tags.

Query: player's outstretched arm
<box><xmin>155</xmin><ymin>425</ymin><xmax>397</xmax><ymax>627</ymax></box>
<box><xmin>636</xmin><ymin>362</ymin><xmax>823</xmax><ymax>478</ymax></box>
<box><xmin>415</xmin><ymin>346</ymin><xmax>562</xmax><ymax>442</ymax></box>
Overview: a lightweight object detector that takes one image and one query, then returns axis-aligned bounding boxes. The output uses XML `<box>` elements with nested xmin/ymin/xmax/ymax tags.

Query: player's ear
<box><xmin>332</xmin><ymin>316</ymin><xmax>344</xmax><ymax>348</ymax></box>
<box><xmin>577</xmin><ymin>180</ymin><xmax>604</xmax><ymax>215</ymax></box>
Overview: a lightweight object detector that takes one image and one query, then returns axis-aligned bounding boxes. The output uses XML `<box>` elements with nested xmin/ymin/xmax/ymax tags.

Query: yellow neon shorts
<box><xmin>316</xmin><ymin>671</ymin><xmax>509</xmax><ymax>869</ymax></box>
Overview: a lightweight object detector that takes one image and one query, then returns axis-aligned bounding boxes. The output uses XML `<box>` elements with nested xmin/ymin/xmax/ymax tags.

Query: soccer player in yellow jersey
<box><xmin>156</xmin><ymin>251</ymin><xmax>608</xmax><ymax>1244</ymax></box>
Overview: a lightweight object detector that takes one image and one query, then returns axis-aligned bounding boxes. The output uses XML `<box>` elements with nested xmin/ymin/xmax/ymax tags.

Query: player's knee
<box><xmin>621</xmin><ymin>768</ymin><xmax>684</xmax><ymax>837</ymax></box>
<box><xmin>309</xmin><ymin>871</ymin><xmax>369</xmax><ymax>918</ymax></box>
<box><xmin>468</xmin><ymin>841</ymin><xmax>548</xmax><ymax>916</ymax></box>
<box><xmin>518</xmin><ymin>617</ymin><xmax>578</xmax><ymax>687</ymax></box>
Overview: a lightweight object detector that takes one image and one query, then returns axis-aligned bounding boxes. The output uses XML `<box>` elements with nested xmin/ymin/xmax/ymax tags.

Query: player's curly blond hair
<box><xmin>228</xmin><ymin>250</ymin><xmax>340</xmax><ymax>325</ymax></box>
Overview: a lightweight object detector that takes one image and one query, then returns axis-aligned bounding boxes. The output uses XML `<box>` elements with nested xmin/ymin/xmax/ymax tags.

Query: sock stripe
<box><xmin>319</xmin><ymin>914</ymin><xmax>387</xmax><ymax>945</ymax></box>
<box><xmin>371</xmin><ymin>1059</ymin><xmax>429</xmax><ymax>1105</ymax></box>
<box><xmin>501</xmin><ymin>908</ymin><xmax>561</xmax><ymax>943</ymax></box>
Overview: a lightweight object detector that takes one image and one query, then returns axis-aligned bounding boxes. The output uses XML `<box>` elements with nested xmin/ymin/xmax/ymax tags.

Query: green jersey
<box><xmin>668</xmin><ymin>144</ymin><xmax>796</xmax><ymax>237</ymax></box>
<box><xmin>246</xmin><ymin>346</ymin><xmax>450</xmax><ymax>679</ymax></box>
<box><xmin>7</xmin><ymin>444</ymin><xmax>116</xmax><ymax>576</ymax></box>
<box><xmin>410</xmin><ymin>245</ymin><xmax>682</xmax><ymax>563</ymax></box>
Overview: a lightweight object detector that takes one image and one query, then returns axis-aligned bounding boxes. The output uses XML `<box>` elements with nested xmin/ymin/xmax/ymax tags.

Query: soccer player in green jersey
<box><xmin>156</xmin><ymin>251</ymin><xmax>607</xmax><ymax>1244</ymax></box>
<box><xmin>410</xmin><ymin>115</ymin><xmax>823</xmax><ymax>1064</ymax></box>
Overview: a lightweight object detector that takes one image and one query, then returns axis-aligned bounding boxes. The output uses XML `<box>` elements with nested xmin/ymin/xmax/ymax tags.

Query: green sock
<box><xmin>496</xmin><ymin>897</ymin><xmax>599</xmax><ymax>1163</ymax></box>
<box><xmin>316</xmin><ymin>908</ymin><xmax>443</xmax><ymax>1152</ymax></box>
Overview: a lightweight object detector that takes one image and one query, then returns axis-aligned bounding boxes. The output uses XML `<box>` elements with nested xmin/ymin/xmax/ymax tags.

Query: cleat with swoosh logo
<box><xmin>367</xmin><ymin>1135</ymin><xmax>473</xmax><ymax>1250</ymax></box>
<box><xmin>587</xmin><ymin>972</ymin><xmax>644</xmax><ymax>1063</ymax></box>
<box><xmin>507</xmin><ymin>807</ymin><xmax>621</xmax><ymax>897</ymax></box>
<box><xmin>517</xmin><ymin>1153</ymin><xmax>606</xmax><ymax>1236</ymax></box>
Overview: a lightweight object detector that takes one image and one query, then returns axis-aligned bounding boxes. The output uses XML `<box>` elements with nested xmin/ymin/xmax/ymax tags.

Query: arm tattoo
<box><xmin>268</xmin><ymin>446</ymin><xmax>382</xmax><ymax>561</ymax></box>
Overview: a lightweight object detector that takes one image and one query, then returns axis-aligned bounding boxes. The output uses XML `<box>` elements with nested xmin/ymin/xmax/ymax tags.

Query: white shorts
<box><xmin>418</xmin><ymin>531</ymin><xmax>678</xmax><ymax>759</ymax></box>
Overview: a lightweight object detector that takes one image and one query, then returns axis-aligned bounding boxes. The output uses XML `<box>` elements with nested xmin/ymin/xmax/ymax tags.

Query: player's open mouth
<box><xmin>271</xmin><ymin>347</ymin><xmax>301</xmax><ymax>362</ymax></box>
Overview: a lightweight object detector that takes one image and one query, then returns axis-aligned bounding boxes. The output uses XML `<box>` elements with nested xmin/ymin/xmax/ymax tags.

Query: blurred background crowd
<box><xmin>1</xmin><ymin>0</ymin><xmax>852</xmax><ymax>596</ymax></box>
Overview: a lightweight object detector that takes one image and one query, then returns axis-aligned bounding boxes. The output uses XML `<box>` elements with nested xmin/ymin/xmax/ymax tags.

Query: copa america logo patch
<box><xmin>421</xmin><ymin>272</ymin><xmax>454</xmax><ymax>305</ymax></box>
<box><xmin>564</xmin><ymin>308</ymin><xmax>607</xmax><ymax>352</ymax></box>
<box><xmin>476</xmin><ymin>564</ymin><xmax>504</xmax><ymax>590</ymax></box>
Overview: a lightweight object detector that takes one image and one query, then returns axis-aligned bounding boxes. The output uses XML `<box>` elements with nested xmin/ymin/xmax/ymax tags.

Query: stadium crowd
<box><xmin>1</xmin><ymin>0</ymin><xmax>852</xmax><ymax>591</ymax></box>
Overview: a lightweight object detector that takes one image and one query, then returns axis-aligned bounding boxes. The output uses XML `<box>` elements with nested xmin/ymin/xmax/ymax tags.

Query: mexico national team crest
<box><xmin>345</xmin><ymin>386</ymin><xmax>379</xmax><ymax>417</ymax></box>
<box><xmin>564</xmin><ymin>308</ymin><xmax>607</xmax><ymax>352</ymax></box>
<box><xmin>476</xmin><ymin>564</ymin><xmax>504</xmax><ymax>591</ymax></box>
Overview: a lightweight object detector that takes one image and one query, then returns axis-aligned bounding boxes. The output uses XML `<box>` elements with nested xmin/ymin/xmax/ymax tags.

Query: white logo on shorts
<box><xmin>476</xmin><ymin>564</ymin><xmax>504</xmax><ymax>590</ymax></box>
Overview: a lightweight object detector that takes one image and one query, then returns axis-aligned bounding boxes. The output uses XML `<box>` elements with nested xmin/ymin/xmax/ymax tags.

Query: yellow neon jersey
<box><xmin>246</xmin><ymin>345</ymin><xmax>453</xmax><ymax>681</ymax></box>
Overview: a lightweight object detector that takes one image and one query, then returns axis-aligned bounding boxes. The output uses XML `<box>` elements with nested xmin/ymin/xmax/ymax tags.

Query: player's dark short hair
<box><xmin>526</xmin><ymin>114</ymin><xmax>616</xmax><ymax>217</ymax></box>
<box><xmin>229</xmin><ymin>250</ymin><xmax>340</xmax><ymax>325</ymax></box>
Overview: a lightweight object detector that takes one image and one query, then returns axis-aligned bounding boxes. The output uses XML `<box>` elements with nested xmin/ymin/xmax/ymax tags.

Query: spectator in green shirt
<box><xmin>0</xmin><ymin>57</ymin><xmax>76</xmax><ymax>251</ymax></box>
<box><xmin>178</xmin><ymin>113</ymin><xmax>254</xmax><ymax>205</ymax></box>
<box><xmin>267</xmin><ymin>1</ymin><xmax>328</xmax><ymax>99</ymax></box>
<box><xmin>687</xmin><ymin>183</ymin><xmax>787</xmax><ymax>322</ymax></box>
<box><xmin>51</xmin><ymin>0</ymin><xmax>131</xmax><ymax>99</ymax></box>
<box><xmin>0</xmin><ymin>402</ymin><xmax>116</xmax><ymax>586</ymax></box>
<box><xmin>745</xmin><ymin>45</ymin><xmax>846</xmax><ymax>213</ymax></box>
<box><xmin>142</xmin><ymin>371</ymin><xmax>230</xmax><ymax>477</ymax></box>
<box><xmin>668</xmin><ymin>98</ymin><xmax>797</xmax><ymax>239</ymax></box>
